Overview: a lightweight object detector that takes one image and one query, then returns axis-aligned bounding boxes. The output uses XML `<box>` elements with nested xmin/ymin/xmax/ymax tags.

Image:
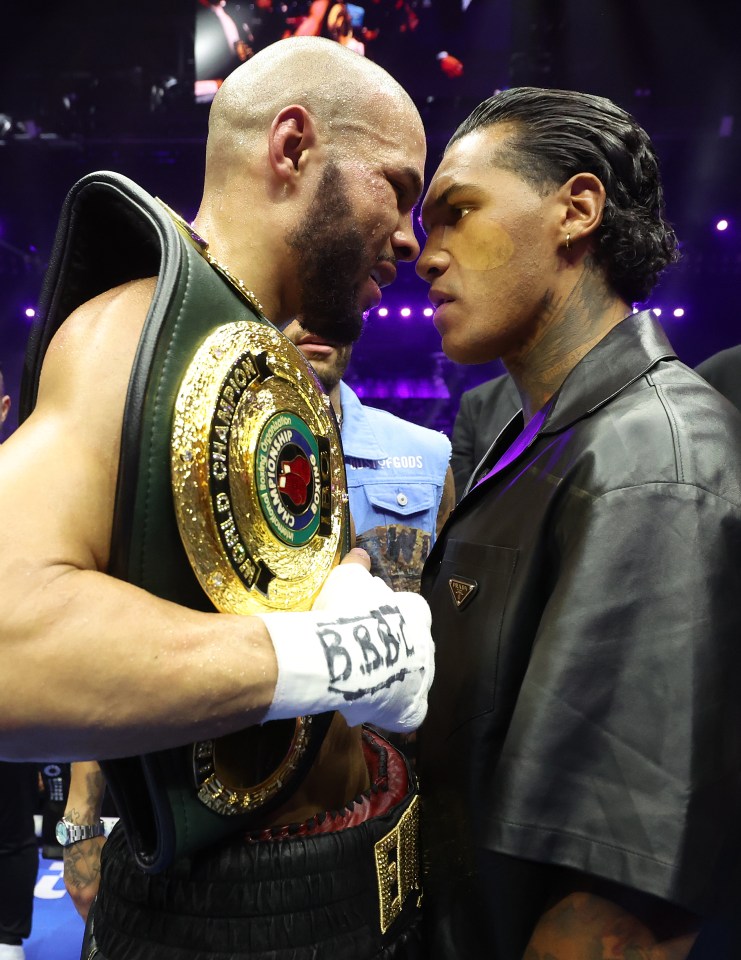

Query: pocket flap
<box><xmin>362</xmin><ymin>482</ymin><xmax>436</xmax><ymax>517</ymax></box>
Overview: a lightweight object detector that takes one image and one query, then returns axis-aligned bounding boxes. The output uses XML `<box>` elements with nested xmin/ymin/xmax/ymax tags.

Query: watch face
<box><xmin>55</xmin><ymin>820</ymin><xmax>69</xmax><ymax>845</ymax></box>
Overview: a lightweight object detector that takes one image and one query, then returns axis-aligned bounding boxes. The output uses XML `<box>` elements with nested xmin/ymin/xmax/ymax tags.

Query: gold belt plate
<box><xmin>171</xmin><ymin>320</ymin><xmax>347</xmax><ymax>814</ymax></box>
<box><xmin>171</xmin><ymin>320</ymin><xmax>346</xmax><ymax>615</ymax></box>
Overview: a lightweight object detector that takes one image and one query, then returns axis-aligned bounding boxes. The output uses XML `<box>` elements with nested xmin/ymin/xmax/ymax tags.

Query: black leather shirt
<box><xmin>419</xmin><ymin>312</ymin><xmax>741</xmax><ymax>959</ymax></box>
<box><xmin>450</xmin><ymin>373</ymin><xmax>520</xmax><ymax>501</ymax></box>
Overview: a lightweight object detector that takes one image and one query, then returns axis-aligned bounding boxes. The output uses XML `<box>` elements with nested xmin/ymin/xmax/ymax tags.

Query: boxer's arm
<box><xmin>0</xmin><ymin>282</ymin><xmax>432</xmax><ymax>759</ymax></box>
<box><xmin>524</xmin><ymin>875</ymin><xmax>699</xmax><ymax>960</ymax></box>
<box><xmin>0</xmin><ymin>284</ymin><xmax>280</xmax><ymax>758</ymax></box>
<box><xmin>63</xmin><ymin>761</ymin><xmax>106</xmax><ymax>921</ymax></box>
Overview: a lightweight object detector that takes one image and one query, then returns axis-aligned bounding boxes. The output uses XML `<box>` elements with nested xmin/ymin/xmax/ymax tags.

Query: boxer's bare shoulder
<box><xmin>38</xmin><ymin>277</ymin><xmax>157</xmax><ymax>428</ymax></box>
<box><xmin>0</xmin><ymin>277</ymin><xmax>156</xmax><ymax>574</ymax></box>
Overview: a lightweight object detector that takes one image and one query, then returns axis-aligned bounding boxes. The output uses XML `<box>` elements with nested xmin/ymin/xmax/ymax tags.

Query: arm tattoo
<box><xmin>65</xmin><ymin>762</ymin><xmax>106</xmax><ymax>821</ymax></box>
<box><xmin>85</xmin><ymin>766</ymin><xmax>105</xmax><ymax>808</ymax></box>
<box><xmin>525</xmin><ymin>891</ymin><xmax>698</xmax><ymax>960</ymax></box>
<box><xmin>63</xmin><ymin>841</ymin><xmax>102</xmax><ymax>890</ymax></box>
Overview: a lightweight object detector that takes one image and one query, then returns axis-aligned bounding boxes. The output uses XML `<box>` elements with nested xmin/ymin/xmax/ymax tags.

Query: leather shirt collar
<box><xmin>542</xmin><ymin>310</ymin><xmax>677</xmax><ymax>434</ymax></box>
<box><xmin>459</xmin><ymin>311</ymin><xmax>678</xmax><ymax>500</ymax></box>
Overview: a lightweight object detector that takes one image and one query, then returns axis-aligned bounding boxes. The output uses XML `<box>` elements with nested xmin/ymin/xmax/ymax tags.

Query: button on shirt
<box><xmin>339</xmin><ymin>381</ymin><xmax>451</xmax><ymax>540</ymax></box>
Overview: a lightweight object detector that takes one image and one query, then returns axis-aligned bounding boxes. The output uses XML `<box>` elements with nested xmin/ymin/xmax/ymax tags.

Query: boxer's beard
<box><xmin>288</xmin><ymin>162</ymin><xmax>368</xmax><ymax>345</ymax></box>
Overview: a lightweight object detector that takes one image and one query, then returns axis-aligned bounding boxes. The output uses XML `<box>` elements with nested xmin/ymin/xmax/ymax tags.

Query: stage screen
<box><xmin>195</xmin><ymin>1</ymin><xmax>433</xmax><ymax>102</ymax></box>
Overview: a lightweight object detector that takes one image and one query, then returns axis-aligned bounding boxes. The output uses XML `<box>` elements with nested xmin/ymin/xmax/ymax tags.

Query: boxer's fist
<box><xmin>258</xmin><ymin>561</ymin><xmax>434</xmax><ymax>731</ymax></box>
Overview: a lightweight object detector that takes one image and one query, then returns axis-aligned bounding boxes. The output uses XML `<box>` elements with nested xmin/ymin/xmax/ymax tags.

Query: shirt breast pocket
<box><xmin>362</xmin><ymin>482</ymin><xmax>436</xmax><ymax>519</ymax></box>
<box><xmin>351</xmin><ymin>481</ymin><xmax>438</xmax><ymax>539</ymax></box>
<box><xmin>429</xmin><ymin>538</ymin><xmax>518</xmax><ymax>735</ymax></box>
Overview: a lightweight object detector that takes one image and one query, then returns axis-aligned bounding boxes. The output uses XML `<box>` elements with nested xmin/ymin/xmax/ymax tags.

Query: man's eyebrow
<box><xmin>419</xmin><ymin>183</ymin><xmax>459</xmax><ymax>231</ymax></box>
<box><xmin>400</xmin><ymin>166</ymin><xmax>424</xmax><ymax>202</ymax></box>
<box><xmin>419</xmin><ymin>182</ymin><xmax>481</xmax><ymax>233</ymax></box>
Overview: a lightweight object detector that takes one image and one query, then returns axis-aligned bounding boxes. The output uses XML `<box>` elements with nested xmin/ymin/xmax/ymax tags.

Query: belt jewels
<box><xmin>171</xmin><ymin>320</ymin><xmax>347</xmax><ymax>813</ymax></box>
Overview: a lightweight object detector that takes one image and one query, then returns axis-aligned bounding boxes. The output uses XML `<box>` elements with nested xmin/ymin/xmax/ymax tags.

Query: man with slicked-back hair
<box><xmin>0</xmin><ymin>37</ymin><xmax>433</xmax><ymax>960</ymax></box>
<box><xmin>416</xmin><ymin>87</ymin><xmax>741</xmax><ymax>959</ymax></box>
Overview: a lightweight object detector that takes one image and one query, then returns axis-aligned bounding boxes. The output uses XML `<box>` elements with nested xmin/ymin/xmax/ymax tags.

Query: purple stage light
<box><xmin>377</xmin><ymin>307</ymin><xmax>389</xmax><ymax>317</ymax></box>
<box><xmin>673</xmin><ymin>307</ymin><xmax>685</xmax><ymax>318</ymax></box>
<box><xmin>423</xmin><ymin>307</ymin><xmax>433</xmax><ymax>317</ymax></box>
<box><xmin>400</xmin><ymin>307</ymin><xmax>411</xmax><ymax>317</ymax></box>
<box><xmin>716</xmin><ymin>219</ymin><xmax>729</xmax><ymax>231</ymax></box>
<box><xmin>652</xmin><ymin>308</ymin><xmax>662</xmax><ymax>317</ymax></box>
<box><xmin>24</xmin><ymin>307</ymin><xmax>36</xmax><ymax>318</ymax></box>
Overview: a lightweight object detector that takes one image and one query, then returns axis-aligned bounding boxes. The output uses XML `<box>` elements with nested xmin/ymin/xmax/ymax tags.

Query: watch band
<box><xmin>56</xmin><ymin>818</ymin><xmax>105</xmax><ymax>846</ymax></box>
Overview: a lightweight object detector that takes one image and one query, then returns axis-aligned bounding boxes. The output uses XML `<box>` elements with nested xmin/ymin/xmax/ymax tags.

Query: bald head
<box><xmin>206</xmin><ymin>37</ymin><xmax>420</xmax><ymax>163</ymax></box>
<box><xmin>193</xmin><ymin>37</ymin><xmax>425</xmax><ymax>330</ymax></box>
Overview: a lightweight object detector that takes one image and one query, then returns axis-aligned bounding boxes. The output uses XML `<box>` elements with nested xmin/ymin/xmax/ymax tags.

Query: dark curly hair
<box><xmin>449</xmin><ymin>87</ymin><xmax>679</xmax><ymax>304</ymax></box>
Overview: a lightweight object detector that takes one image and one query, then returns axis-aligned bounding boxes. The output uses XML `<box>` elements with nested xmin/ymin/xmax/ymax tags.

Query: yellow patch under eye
<box><xmin>444</xmin><ymin>222</ymin><xmax>515</xmax><ymax>272</ymax></box>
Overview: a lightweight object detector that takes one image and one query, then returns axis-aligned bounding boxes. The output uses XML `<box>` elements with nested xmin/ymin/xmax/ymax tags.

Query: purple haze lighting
<box><xmin>423</xmin><ymin>307</ymin><xmax>434</xmax><ymax>317</ymax></box>
<box><xmin>673</xmin><ymin>307</ymin><xmax>685</xmax><ymax>318</ymax></box>
<box><xmin>396</xmin><ymin>380</ymin><xmax>412</xmax><ymax>398</ymax></box>
<box><xmin>400</xmin><ymin>307</ymin><xmax>411</xmax><ymax>317</ymax></box>
<box><xmin>652</xmin><ymin>308</ymin><xmax>662</xmax><ymax>317</ymax></box>
<box><xmin>24</xmin><ymin>307</ymin><xmax>36</xmax><ymax>318</ymax></box>
<box><xmin>716</xmin><ymin>219</ymin><xmax>729</xmax><ymax>231</ymax></box>
<box><xmin>377</xmin><ymin>307</ymin><xmax>388</xmax><ymax>317</ymax></box>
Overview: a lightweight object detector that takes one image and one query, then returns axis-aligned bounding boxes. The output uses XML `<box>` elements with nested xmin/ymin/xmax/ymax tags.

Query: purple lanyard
<box><xmin>474</xmin><ymin>402</ymin><xmax>550</xmax><ymax>489</ymax></box>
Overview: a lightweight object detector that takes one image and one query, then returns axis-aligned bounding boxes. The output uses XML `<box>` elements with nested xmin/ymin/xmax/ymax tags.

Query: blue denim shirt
<box><xmin>340</xmin><ymin>381</ymin><xmax>451</xmax><ymax>542</ymax></box>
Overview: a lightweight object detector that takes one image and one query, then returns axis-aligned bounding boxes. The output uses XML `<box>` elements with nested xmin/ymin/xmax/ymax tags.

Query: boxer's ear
<box><xmin>269</xmin><ymin>105</ymin><xmax>318</xmax><ymax>180</ymax></box>
<box><xmin>556</xmin><ymin>171</ymin><xmax>606</xmax><ymax>253</ymax></box>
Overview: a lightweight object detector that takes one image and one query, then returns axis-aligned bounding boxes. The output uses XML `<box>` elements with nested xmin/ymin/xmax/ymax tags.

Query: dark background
<box><xmin>1</xmin><ymin>0</ymin><xmax>739</xmax><ymax>436</ymax></box>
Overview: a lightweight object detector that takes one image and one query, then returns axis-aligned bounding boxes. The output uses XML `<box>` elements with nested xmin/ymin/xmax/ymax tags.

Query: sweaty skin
<box><xmin>0</xmin><ymin>37</ymin><xmax>424</xmax><ymax>758</ymax></box>
<box><xmin>24</xmin><ymin>37</ymin><xmax>427</xmax><ymax>916</ymax></box>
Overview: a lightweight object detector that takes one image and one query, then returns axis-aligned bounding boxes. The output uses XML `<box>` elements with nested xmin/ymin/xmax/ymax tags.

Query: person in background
<box><xmin>695</xmin><ymin>343</ymin><xmax>741</xmax><ymax>412</ymax></box>
<box><xmin>283</xmin><ymin>321</ymin><xmax>454</xmax><ymax>592</ymax></box>
<box><xmin>416</xmin><ymin>86</ymin><xmax>741</xmax><ymax>959</ymax></box>
<box><xmin>294</xmin><ymin>0</ymin><xmax>366</xmax><ymax>53</ymax></box>
<box><xmin>449</xmin><ymin>372</ymin><xmax>519</xmax><ymax>501</ymax></box>
<box><xmin>195</xmin><ymin>0</ymin><xmax>250</xmax><ymax>83</ymax></box>
<box><xmin>0</xmin><ymin>366</ymin><xmax>39</xmax><ymax>960</ymax></box>
<box><xmin>285</xmin><ymin>321</ymin><xmax>454</xmax><ymax>766</ymax></box>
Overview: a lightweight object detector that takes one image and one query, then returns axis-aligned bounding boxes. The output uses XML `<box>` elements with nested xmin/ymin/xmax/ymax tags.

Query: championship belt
<box><xmin>20</xmin><ymin>172</ymin><xmax>349</xmax><ymax>872</ymax></box>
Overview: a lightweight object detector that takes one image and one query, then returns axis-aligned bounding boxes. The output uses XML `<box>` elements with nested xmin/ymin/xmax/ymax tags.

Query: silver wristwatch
<box><xmin>55</xmin><ymin>817</ymin><xmax>105</xmax><ymax>847</ymax></box>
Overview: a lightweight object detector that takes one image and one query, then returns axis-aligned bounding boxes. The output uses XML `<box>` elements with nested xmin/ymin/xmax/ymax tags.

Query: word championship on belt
<box><xmin>171</xmin><ymin>317</ymin><xmax>348</xmax><ymax>818</ymax></box>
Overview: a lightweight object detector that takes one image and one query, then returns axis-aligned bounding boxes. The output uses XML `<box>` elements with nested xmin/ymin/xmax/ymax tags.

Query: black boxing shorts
<box><xmin>83</xmin><ymin>729</ymin><xmax>422</xmax><ymax>960</ymax></box>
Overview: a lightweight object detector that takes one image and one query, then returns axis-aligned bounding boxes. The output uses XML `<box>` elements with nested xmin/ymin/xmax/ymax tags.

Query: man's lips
<box><xmin>362</xmin><ymin>275</ymin><xmax>383</xmax><ymax>310</ymax></box>
<box><xmin>361</xmin><ymin>259</ymin><xmax>397</xmax><ymax>311</ymax></box>
<box><xmin>429</xmin><ymin>288</ymin><xmax>455</xmax><ymax>309</ymax></box>
<box><xmin>371</xmin><ymin>260</ymin><xmax>397</xmax><ymax>288</ymax></box>
<box><xmin>294</xmin><ymin>335</ymin><xmax>337</xmax><ymax>359</ymax></box>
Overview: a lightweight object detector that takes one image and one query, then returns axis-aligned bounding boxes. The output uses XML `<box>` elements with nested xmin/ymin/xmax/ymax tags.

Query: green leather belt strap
<box><xmin>20</xmin><ymin>171</ymin><xmax>341</xmax><ymax>872</ymax></box>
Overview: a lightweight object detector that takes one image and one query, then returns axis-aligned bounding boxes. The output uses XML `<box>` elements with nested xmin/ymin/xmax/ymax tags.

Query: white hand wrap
<box><xmin>259</xmin><ymin>564</ymin><xmax>434</xmax><ymax>731</ymax></box>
